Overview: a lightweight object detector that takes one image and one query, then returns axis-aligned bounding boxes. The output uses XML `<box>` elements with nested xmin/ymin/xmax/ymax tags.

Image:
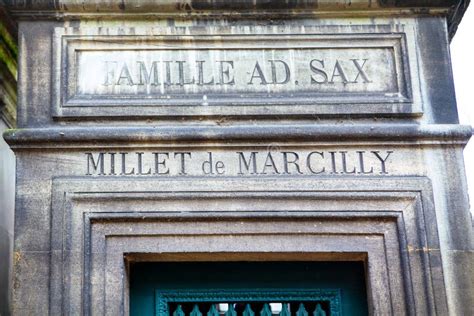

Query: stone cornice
<box><xmin>3</xmin><ymin>124</ymin><xmax>472</xmax><ymax>149</ymax></box>
<box><xmin>447</xmin><ymin>0</ymin><xmax>470</xmax><ymax>39</ymax></box>
<box><xmin>2</xmin><ymin>0</ymin><xmax>465</xmax><ymax>12</ymax></box>
<box><xmin>3</xmin><ymin>1</ymin><xmax>470</xmax><ymax>39</ymax></box>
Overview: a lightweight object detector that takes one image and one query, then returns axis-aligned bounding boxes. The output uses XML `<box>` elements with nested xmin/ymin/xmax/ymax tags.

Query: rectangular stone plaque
<box><xmin>53</xmin><ymin>26</ymin><xmax>416</xmax><ymax>118</ymax></box>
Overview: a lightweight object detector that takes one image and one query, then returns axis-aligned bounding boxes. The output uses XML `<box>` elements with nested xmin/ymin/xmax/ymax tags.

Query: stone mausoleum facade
<box><xmin>1</xmin><ymin>0</ymin><xmax>473</xmax><ymax>315</ymax></box>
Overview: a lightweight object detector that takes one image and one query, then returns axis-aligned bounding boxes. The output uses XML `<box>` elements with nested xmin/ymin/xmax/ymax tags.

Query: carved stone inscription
<box><xmin>85</xmin><ymin>150</ymin><xmax>393</xmax><ymax>176</ymax></box>
<box><xmin>58</xmin><ymin>32</ymin><xmax>411</xmax><ymax>112</ymax></box>
<box><xmin>78</xmin><ymin>48</ymin><xmax>393</xmax><ymax>96</ymax></box>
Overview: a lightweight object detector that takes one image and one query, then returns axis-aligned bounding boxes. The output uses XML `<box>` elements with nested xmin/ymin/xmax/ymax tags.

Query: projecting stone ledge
<box><xmin>4</xmin><ymin>124</ymin><xmax>472</xmax><ymax>148</ymax></box>
<box><xmin>3</xmin><ymin>1</ymin><xmax>469</xmax><ymax>40</ymax></box>
<box><xmin>3</xmin><ymin>0</ymin><xmax>466</xmax><ymax>11</ymax></box>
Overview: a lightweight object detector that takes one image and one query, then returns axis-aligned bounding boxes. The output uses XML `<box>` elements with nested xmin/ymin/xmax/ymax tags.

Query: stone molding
<box><xmin>47</xmin><ymin>176</ymin><xmax>447</xmax><ymax>315</ymax></box>
<box><xmin>4</xmin><ymin>124</ymin><xmax>472</xmax><ymax>149</ymax></box>
<box><xmin>3</xmin><ymin>1</ymin><xmax>469</xmax><ymax>39</ymax></box>
<box><xmin>52</xmin><ymin>27</ymin><xmax>416</xmax><ymax>118</ymax></box>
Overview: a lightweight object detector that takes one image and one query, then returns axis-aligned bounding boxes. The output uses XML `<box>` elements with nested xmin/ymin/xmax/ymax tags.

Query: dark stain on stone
<box><xmin>189</xmin><ymin>0</ymin><xmax>301</xmax><ymax>10</ymax></box>
<box><xmin>118</xmin><ymin>0</ymin><xmax>125</xmax><ymax>11</ymax></box>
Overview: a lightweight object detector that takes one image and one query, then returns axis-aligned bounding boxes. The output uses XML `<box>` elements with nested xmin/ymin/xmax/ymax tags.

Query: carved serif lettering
<box><xmin>101</xmin><ymin>58</ymin><xmax>371</xmax><ymax>88</ymax></box>
<box><xmin>85</xmin><ymin>150</ymin><xmax>394</xmax><ymax>176</ymax></box>
<box><xmin>76</xmin><ymin>47</ymin><xmax>397</xmax><ymax>97</ymax></box>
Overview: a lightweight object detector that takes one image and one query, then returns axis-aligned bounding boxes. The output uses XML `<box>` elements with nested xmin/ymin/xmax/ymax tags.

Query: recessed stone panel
<box><xmin>53</xmin><ymin>25</ymin><xmax>417</xmax><ymax>118</ymax></box>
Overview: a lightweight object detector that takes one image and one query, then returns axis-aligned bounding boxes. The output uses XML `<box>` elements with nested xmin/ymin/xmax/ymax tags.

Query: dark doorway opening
<box><xmin>130</xmin><ymin>261</ymin><xmax>368</xmax><ymax>315</ymax></box>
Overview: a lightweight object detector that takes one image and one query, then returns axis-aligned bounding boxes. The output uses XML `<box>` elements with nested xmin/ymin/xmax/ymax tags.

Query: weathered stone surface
<box><xmin>6</xmin><ymin>16</ymin><xmax>464</xmax><ymax>124</ymax></box>
<box><xmin>2</xmin><ymin>1</ymin><xmax>474</xmax><ymax>315</ymax></box>
<box><xmin>5</xmin><ymin>130</ymin><xmax>474</xmax><ymax>314</ymax></box>
<box><xmin>48</xmin><ymin>176</ymin><xmax>445</xmax><ymax>314</ymax></box>
<box><xmin>60</xmin><ymin>29</ymin><xmax>410</xmax><ymax>110</ymax></box>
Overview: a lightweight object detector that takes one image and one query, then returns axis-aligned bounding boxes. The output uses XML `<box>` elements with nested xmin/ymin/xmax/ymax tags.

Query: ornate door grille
<box><xmin>156</xmin><ymin>290</ymin><xmax>341</xmax><ymax>316</ymax></box>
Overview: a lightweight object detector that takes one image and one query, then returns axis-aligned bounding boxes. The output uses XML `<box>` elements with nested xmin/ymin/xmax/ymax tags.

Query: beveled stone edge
<box><xmin>53</xmin><ymin>30</ymin><xmax>415</xmax><ymax>116</ymax></box>
<box><xmin>3</xmin><ymin>124</ymin><xmax>472</xmax><ymax>148</ymax></box>
<box><xmin>48</xmin><ymin>175</ymin><xmax>447</xmax><ymax>315</ymax></box>
<box><xmin>2</xmin><ymin>0</ymin><xmax>464</xmax><ymax>15</ymax></box>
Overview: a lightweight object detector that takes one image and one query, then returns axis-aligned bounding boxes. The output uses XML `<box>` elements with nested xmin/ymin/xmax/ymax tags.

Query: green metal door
<box><xmin>130</xmin><ymin>262</ymin><xmax>368</xmax><ymax>315</ymax></box>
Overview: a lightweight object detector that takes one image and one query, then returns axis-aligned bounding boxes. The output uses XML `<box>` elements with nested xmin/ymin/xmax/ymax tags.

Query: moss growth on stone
<box><xmin>0</xmin><ymin>14</ymin><xmax>17</xmax><ymax>127</ymax></box>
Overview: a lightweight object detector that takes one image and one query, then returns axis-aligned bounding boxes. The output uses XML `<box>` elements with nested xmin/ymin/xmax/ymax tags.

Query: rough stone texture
<box><xmin>2</xmin><ymin>1</ymin><xmax>474</xmax><ymax>315</ymax></box>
